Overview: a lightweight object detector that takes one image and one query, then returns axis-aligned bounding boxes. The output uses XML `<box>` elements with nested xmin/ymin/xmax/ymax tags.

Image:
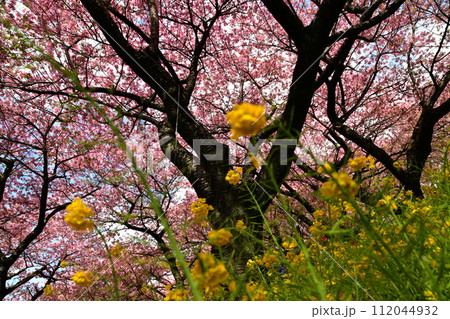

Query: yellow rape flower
<box><xmin>242</xmin><ymin>282</ymin><xmax>268</xmax><ymax>301</ymax></box>
<box><xmin>393</xmin><ymin>161</ymin><xmax>403</xmax><ymax>169</ymax></box>
<box><xmin>376</xmin><ymin>195</ymin><xmax>398</xmax><ymax>211</ymax></box>
<box><xmin>208</xmin><ymin>229</ymin><xmax>233</xmax><ymax>246</ymax></box>
<box><xmin>249</xmin><ymin>153</ymin><xmax>262</xmax><ymax>168</ymax></box>
<box><xmin>262</xmin><ymin>251</ymin><xmax>280</xmax><ymax>268</ymax></box>
<box><xmin>64</xmin><ymin>198</ymin><xmax>94</xmax><ymax>231</ymax></box>
<box><xmin>43</xmin><ymin>284</ymin><xmax>54</xmax><ymax>296</ymax></box>
<box><xmin>348</xmin><ymin>156</ymin><xmax>369</xmax><ymax>171</ymax></box>
<box><xmin>225</xmin><ymin>167</ymin><xmax>243</xmax><ymax>185</ymax></box>
<box><xmin>367</xmin><ymin>156</ymin><xmax>375</xmax><ymax>169</ymax></box>
<box><xmin>228</xmin><ymin>281</ymin><xmax>237</xmax><ymax>292</ymax></box>
<box><xmin>141</xmin><ymin>284</ymin><xmax>149</xmax><ymax>294</ymax></box>
<box><xmin>190</xmin><ymin>198</ymin><xmax>213</xmax><ymax>221</ymax></box>
<box><xmin>320</xmin><ymin>172</ymin><xmax>359</xmax><ymax>200</ymax></box>
<box><xmin>424</xmin><ymin>290</ymin><xmax>438</xmax><ymax>301</ymax></box>
<box><xmin>282</xmin><ymin>238</ymin><xmax>298</xmax><ymax>250</ymax></box>
<box><xmin>406</xmin><ymin>224</ymin><xmax>418</xmax><ymax>234</ymax></box>
<box><xmin>318</xmin><ymin>163</ymin><xmax>333</xmax><ymax>174</ymax></box>
<box><xmin>110</xmin><ymin>244</ymin><xmax>123</xmax><ymax>258</ymax></box>
<box><xmin>313</xmin><ymin>210</ymin><xmax>325</xmax><ymax>219</ymax></box>
<box><xmin>71</xmin><ymin>271</ymin><xmax>94</xmax><ymax>287</ymax></box>
<box><xmin>60</xmin><ymin>260</ymin><xmax>68</xmax><ymax>268</ymax></box>
<box><xmin>246</xmin><ymin>258</ymin><xmax>257</xmax><ymax>269</ymax></box>
<box><xmin>424</xmin><ymin>237</ymin><xmax>437</xmax><ymax>248</ymax></box>
<box><xmin>235</xmin><ymin>219</ymin><xmax>247</xmax><ymax>231</ymax></box>
<box><xmin>329</xmin><ymin>204</ymin><xmax>342</xmax><ymax>220</ymax></box>
<box><xmin>309</xmin><ymin>220</ymin><xmax>328</xmax><ymax>235</ymax></box>
<box><xmin>164</xmin><ymin>289</ymin><xmax>189</xmax><ymax>301</ymax></box>
<box><xmin>192</xmin><ymin>253</ymin><xmax>229</xmax><ymax>294</ymax></box>
<box><xmin>226</xmin><ymin>102</ymin><xmax>266</xmax><ymax>140</ymax></box>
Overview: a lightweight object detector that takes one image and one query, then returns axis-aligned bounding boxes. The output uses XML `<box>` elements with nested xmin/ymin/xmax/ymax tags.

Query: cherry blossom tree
<box><xmin>0</xmin><ymin>92</ymin><xmax>104</xmax><ymax>299</ymax></box>
<box><xmin>0</xmin><ymin>0</ymin><xmax>448</xmax><ymax>299</ymax></box>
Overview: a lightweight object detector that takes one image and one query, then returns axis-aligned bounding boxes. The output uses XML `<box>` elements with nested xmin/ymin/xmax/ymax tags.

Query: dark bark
<box><xmin>0</xmin><ymin>157</ymin><xmax>14</xmax><ymax>203</ymax></box>
<box><xmin>327</xmin><ymin>68</ymin><xmax>450</xmax><ymax>197</ymax></box>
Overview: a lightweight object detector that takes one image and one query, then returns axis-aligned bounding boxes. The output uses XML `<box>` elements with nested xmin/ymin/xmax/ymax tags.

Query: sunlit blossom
<box><xmin>318</xmin><ymin>163</ymin><xmax>333</xmax><ymax>174</ymax></box>
<box><xmin>424</xmin><ymin>290</ymin><xmax>438</xmax><ymax>301</ymax></box>
<box><xmin>110</xmin><ymin>244</ymin><xmax>123</xmax><ymax>258</ymax></box>
<box><xmin>43</xmin><ymin>284</ymin><xmax>54</xmax><ymax>296</ymax></box>
<box><xmin>190</xmin><ymin>198</ymin><xmax>213</xmax><ymax>222</ymax></box>
<box><xmin>64</xmin><ymin>198</ymin><xmax>94</xmax><ymax>231</ymax></box>
<box><xmin>262</xmin><ymin>250</ymin><xmax>280</xmax><ymax>268</ymax></box>
<box><xmin>348</xmin><ymin>155</ymin><xmax>375</xmax><ymax>171</ymax></box>
<box><xmin>376</xmin><ymin>195</ymin><xmax>398</xmax><ymax>211</ymax></box>
<box><xmin>282</xmin><ymin>238</ymin><xmax>298</xmax><ymax>250</ymax></box>
<box><xmin>208</xmin><ymin>228</ymin><xmax>233</xmax><ymax>246</ymax></box>
<box><xmin>235</xmin><ymin>219</ymin><xmax>247</xmax><ymax>231</ymax></box>
<box><xmin>242</xmin><ymin>281</ymin><xmax>268</xmax><ymax>301</ymax></box>
<box><xmin>226</xmin><ymin>102</ymin><xmax>266</xmax><ymax>140</ymax></box>
<box><xmin>164</xmin><ymin>289</ymin><xmax>189</xmax><ymax>301</ymax></box>
<box><xmin>393</xmin><ymin>161</ymin><xmax>403</xmax><ymax>169</ymax></box>
<box><xmin>192</xmin><ymin>253</ymin><xmax>229</xmax><ymax>294</ymax></box>
<box><xmin>225</xmin><ymin>167</ymin><xmax>243</xmax><ymax>185</ymax></box>
<box><xmin>320</xmin><ymin>172</ymin><xmax>359</xmax><ymax>199</ymax></box>
<box><xmin>71</xmin><ymin>270</ymin><xmax>94</xmax><ymax>287</ymax></box>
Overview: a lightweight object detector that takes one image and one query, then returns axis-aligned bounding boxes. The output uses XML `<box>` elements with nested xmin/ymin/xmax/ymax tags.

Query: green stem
<box><xmin>95</xmin><ymin>225</ymin><xmax>120</xmax><ymax>301</ymax></box>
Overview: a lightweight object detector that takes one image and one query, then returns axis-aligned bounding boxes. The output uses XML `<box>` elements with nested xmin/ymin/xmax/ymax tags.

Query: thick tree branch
<box><xmin>0</xmin><ymin>157</ymin><xmax>14</xmax><ymax>203</ymax></box>
<box><xmin>329</xmin><ymin>0</ymin><xmax>407</xmax><ymax>43</ymax></box>
<box><xmin>80</xmin><ymin>0</ymin><xmax>177</xmax><ymax>98</ymax></box>
<box><xmin>260</xmin><ymin>0</ymin><xmax>304</xmax><ymax>46</ymax></box>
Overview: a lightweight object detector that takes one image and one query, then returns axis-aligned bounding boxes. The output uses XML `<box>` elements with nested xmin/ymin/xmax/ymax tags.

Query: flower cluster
<box><xmin>110</xmin><ymin>244</ymin><xmax>123</xmax><ymax>258</ymax></box>
<box><xmin>44</xmin><ymin>284</ymin><xmax>54</xmax><ymax>296</ymax></box>
<box><xmin>309</xmin><ymin>219</ymin><xmax>328</xmax><ymax>236</ymax></box>
<box><xmin>226</xmin><ymin>102</ymin><xmax>266</xmax><ymax>140</ymax></box>
<box><xmin>141</xmin><ymin>284</ymin><xmax>150</xmax><ymax>295</ymax></box>
<box><xmin>320</xmin><ymin>172</ymin><xmax>359</xmax><ymax>199</ymax></box>
<box><xmin>208</xmin><ymin>229</ymin><xmax>233</xmax><ymax>246</ymax></box>
<box><xmin>242</xmin><ymin>282</ymin><xmax>268</xmax><ymax>301</ymax></box>
<box><xmin>281</xmin><ymin>238</ymin><xmax>298</xmax><ymax>250</ymax></box>
<box><xmin>64</xmin><ymin>198</ymin><xmax>94</xmax><ymax>231</ymax></box>
<box><xmin>71</xmin><ymin>270</ymin><xmax>94</xmax><ymax>287</ymax></box>
<box><xmin>376</xmin><ymin>195</ymin><xmax>398</xmax><ymax>211</ymax></box>
<box><xmin>393</xmin><ymin>161</ymin><xmax>404</xmax><ymax>169</ymax></box>
<box><xmin>164</xmin><ymin>289</ymin><xmax>189</xmax><ymax>301</ymax></box>
<box><xmin>261</xmin><ymin>250</ymin><xmax>280</xmax><ymax>268</ymax></box>
<box><xmin>348</xmin><ymin>155</ymin><xmax>375</xmax><ymax>171</ymax></box>
<box><xmin>235</xmin><ymin>219</ymin><xmax>247</xmax><ymax>231</ymax></box>
<box><xmin>190</xmin><ymin>198</ymin><xmax>213</xmax><ymax>225</ymax></box>
<box><xmin>424</xmin><ymin>290</ymin><xmax>438</xmax><ymax>301</ymax></box>
<box><xmin>192</xmin><ymin>253</ymin><xmax>229</xmax><ymax>294</ymax></box>
<box><xmin>318</xmin><ymin>163</ymin><xmax>333</xmax><ymax>174</ymax></box>
<box><xmin>240</xmin><ymin>168</ymin><xmax>448</xmax><ymax>301</ymax></box>
<box><xmin>225</xmin><ymin>167</ymin><xmax>243</xmax><ymax>185</ymax></box>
